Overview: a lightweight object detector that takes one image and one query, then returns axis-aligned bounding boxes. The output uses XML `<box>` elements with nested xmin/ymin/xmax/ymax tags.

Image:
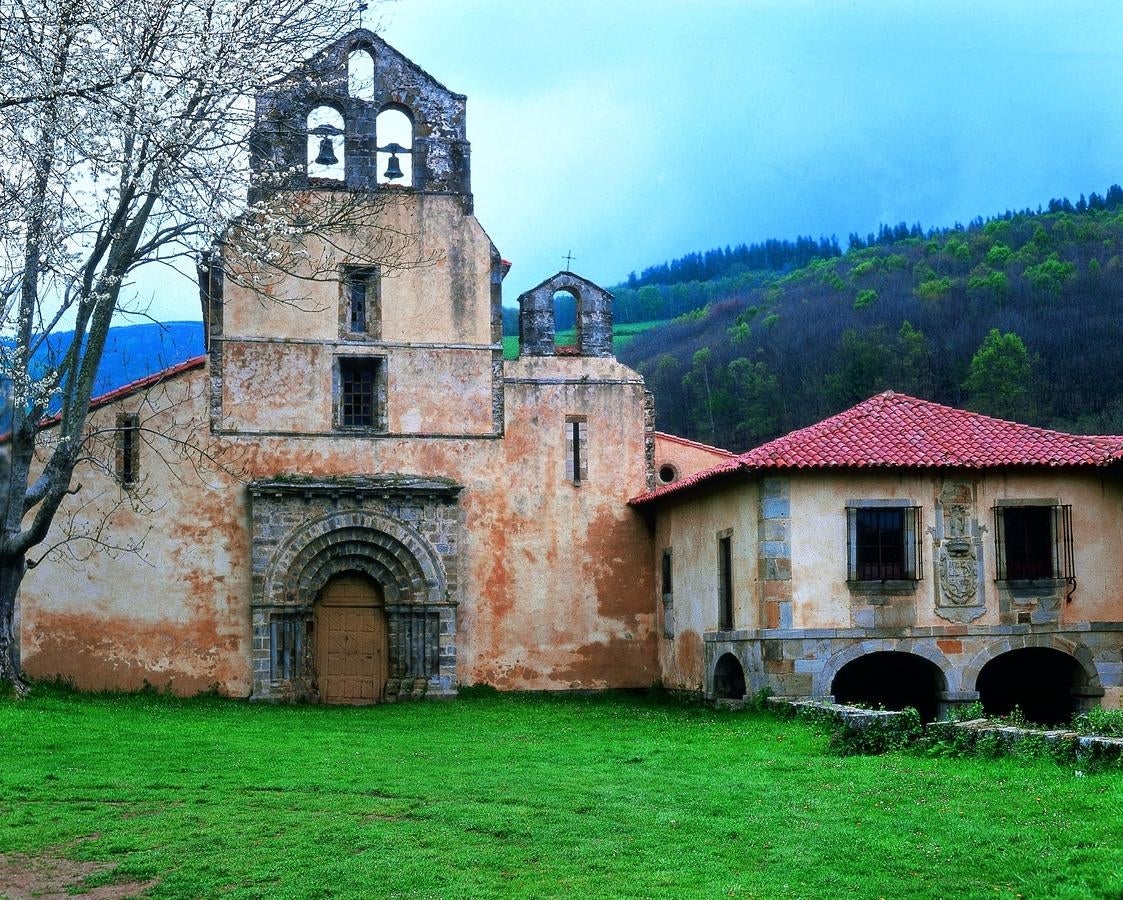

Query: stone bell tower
<box><xmin>247</xmin><ymin>29</ymin><xmax>472</xmax><ymax>203</ymax></box>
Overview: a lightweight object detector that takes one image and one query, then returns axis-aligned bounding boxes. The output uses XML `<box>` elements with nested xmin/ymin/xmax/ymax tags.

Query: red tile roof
<box><xmin>655</xmin><ymin>431</ymin><xmax>735</xmax><ymax>458</ymax></box>
<box><xmin>34</xmin><ymin>355</ymin><xmax>207</xmax><ymax>431</ymax></box>
<box><xmin>631</xmin><ymin>391</ymin><xmax>1123</xmax><ymax>506</ymax></box>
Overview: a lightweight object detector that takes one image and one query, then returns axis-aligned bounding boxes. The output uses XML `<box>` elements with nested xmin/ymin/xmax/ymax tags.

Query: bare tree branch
<box><xmin>0</xmin><ymin>0</ymin><xmax>399</xmax><ymax>693</ymax></box>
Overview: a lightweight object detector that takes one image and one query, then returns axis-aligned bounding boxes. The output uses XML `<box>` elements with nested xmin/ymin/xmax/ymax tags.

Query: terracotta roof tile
<box><xmin>654</xmin><ymin>431</ymin><xmax>735</xmax><ymax>457</ymax></box>
<box><xmin>35</xmin><ymin>355</ymin><xmax>207</xmax><ymax>431</ymax></box>
<box><xmin>630</xmin><ymin>391</ymin><xmax>1123</xmax><ymax>506</ymax></box>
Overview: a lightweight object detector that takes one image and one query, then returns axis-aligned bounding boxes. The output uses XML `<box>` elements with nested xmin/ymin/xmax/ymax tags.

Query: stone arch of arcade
<box><xmin>813</xmin><ymin>639</ymin><xmax>956</xmax><ymax>697</ymax></box>
<box><xmin>963</xmin><ymin>634</ymin><xmax>1103</xmax><ymax>723</ymax></box>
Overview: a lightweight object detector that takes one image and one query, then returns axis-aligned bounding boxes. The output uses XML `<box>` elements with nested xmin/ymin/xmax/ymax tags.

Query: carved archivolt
<box><xmin>261</xmin><ymin>510</ymin><xmax>447</xmax><ymax>608</ymax></box>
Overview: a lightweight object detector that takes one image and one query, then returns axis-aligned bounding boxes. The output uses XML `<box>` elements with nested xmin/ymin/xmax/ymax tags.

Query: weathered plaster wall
<box><xmin>216</xmin><ymin>194</ymin><xmax>499</xmax><ymax>437</ymax></box>
<box><xmin>18</xmin><ymin>31</ymin><xmax>658</xmax><ymax>701</ymax></box>
<box><xmin>20</xmin><ymin>371</ymin><xmax>253</xmax><ymax>695</ymax></box>
<box><xmin>653</xmin><ymin>432</ymin><xmax>734</xmax><ymax>484</ymax></box>
<box><xmin>222</xmin><ymin>195</ymin><xmax>493</xmax><ymax>345</ymax></box>
<box><xmin>653</xmin><ymin>466</ymin><xmax>1123</xmax><ymax>706</ymax></box>
<box><xmin>220</xmin><ymin>343</ymin><xmax>494</xmax><ymax>435</ymax></box>
<box><xmin>652</xmin><ymin>479</ymin><xmax>758</xmax><ymax>692</ymax></box>
<box><xmin>20</xmin><ymin>352</ymin><xmax>657</xmax><ymax>697</ymax></box>
<box><xmin>787</xmin><ymin>469</ymin><xmax>1123</xmax><ymax>630</ymax></box>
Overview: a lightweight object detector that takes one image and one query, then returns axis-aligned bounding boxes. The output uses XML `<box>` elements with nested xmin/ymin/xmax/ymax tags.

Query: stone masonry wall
<box><xmin>758</xmin><ymin>477</ymin><xmax>792</xmax><ymax>631</ymax></box>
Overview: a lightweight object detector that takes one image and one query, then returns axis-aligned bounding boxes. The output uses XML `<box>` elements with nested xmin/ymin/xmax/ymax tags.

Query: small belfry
<box><xmin>248</xmin><ymin>29</ymin><xmax>470</xmax><ymax>201</ymax></box>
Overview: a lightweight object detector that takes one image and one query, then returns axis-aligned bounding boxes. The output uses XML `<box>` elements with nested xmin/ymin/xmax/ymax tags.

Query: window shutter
<box><xmin>905</xmin><ymin>505</ymin><xmax>923</xmax><ymax>581</ymax></box>
<box><xmin>992</xmin><ymin>505</ymin><xmax>1007</xmax><ymax>581</ymax></box>
<box><xmin>1056</xmin><ymin>504</ymin><xmax>1076</xmax><ymax>599</ymax></box>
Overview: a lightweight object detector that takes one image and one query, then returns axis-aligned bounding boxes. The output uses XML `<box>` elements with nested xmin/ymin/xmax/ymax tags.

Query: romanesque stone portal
<box><xmin>249</xmin><ymin>476</ymin><xmax>461</xmax><ymax>702</ymax></box>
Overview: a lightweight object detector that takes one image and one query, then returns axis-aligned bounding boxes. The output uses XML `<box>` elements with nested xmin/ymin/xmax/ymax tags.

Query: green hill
<box><xmin>620</xmin><ymin>187</ymin><xmax>1123</xmax><ymax>451</ymax></box>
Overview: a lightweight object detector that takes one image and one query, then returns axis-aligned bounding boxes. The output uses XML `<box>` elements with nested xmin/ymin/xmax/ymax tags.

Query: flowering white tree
<box><xmin>0</xmin><ymin>0</ymin><xmax>409</xmax><ymax>693</ymax></box>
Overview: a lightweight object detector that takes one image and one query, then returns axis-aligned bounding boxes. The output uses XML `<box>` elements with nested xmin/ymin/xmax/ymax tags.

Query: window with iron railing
<box><xmin>846</xmin><ymin>504</ymin><xmax>923</xmax><ymax>582</ymax></box>
<box><xmin>993</xmin><ymin>503</ymin><xmax>1073</xmax><ymax>583</ymax></box>
<box><xmin>335</xmin><ymin>356</ymin><xmax>386</xmax><ymax>431</ymax></box>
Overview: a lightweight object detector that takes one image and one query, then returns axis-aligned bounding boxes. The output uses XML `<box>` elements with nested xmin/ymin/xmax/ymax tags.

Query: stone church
<box><xmin>16</xmin><ymin>31</ymin><xmax>1123</xmax><ymax>718</ymax></box>
<box><xmin>19</xmin><ymin>30</ymin><xmax>667</xmax><ymax>702</ymax></box>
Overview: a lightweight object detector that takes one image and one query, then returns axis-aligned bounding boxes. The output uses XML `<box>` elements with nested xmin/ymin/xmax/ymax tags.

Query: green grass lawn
<box><xmin>2</xmin><ymin>689</ymin><xmax>1121</xmax><ymax>898</ymax></box>
<box><xmin>502</xmin><ymin>319</ymin><xmax>665</xmax><ymax>360</ymax></box>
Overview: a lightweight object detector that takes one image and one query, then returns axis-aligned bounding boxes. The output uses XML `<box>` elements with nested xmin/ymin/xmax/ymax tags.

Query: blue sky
<box><xmin>143</xmin><ymin>0</ymin><xmax>1123</xmax><ymax>319</ymax></box>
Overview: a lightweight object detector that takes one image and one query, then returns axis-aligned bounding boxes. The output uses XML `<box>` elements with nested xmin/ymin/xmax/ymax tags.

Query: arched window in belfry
<box><xmin>375</xmin><ymin>106</ymin><xmax>413</xmax><ymax>186</ymax></box>
<box><xmin>307</xmin><ymin>105</ymin><xmax>345</xmax><ymax>181</ymax></box>
<box><xmin>347</xmin><ymin>49</ymin><xmax>375</xmax><ymax>102</ymax></box>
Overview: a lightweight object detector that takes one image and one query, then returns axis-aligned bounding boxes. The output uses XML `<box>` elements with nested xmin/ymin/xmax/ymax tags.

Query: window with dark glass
<box><xmin>846</xmin><ymin>505</ymin><xmax>922</xmax><ymax>582</ymax></box>
<box><xmin>115</xmin><ymin>413</ymin><xmax>140</xmax><ymax>486</ymax></box>
<box><xmin>342</xmin><ymin>266</ymin><xmax>379</xmax><ymax>336</ymax></box>
<box><xmin>718</xmin><ymin>534</ymin><xmax>733</xmax><ymax>630</ymax></box>
<box><xmin>993</xmin><ymin>504</ymin><xmax>1073</xmax><ymax>582</ymax></box>
<box><xmin>339</xmin><ymin>358</ymin><xmax>378</xmax><ymax>428</ymax></box>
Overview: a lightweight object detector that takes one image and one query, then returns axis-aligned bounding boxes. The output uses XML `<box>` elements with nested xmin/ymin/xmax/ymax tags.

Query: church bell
<box><xmin>382</xmin><ymin>152</ymin><xmax>404</xmax><ymax>180</ymax></box>
<box><xmin>314</xmin><ymin>136</ymin><xmax>338</xmax><ymax>167</ymax></box>
<box><xmin>378</xmin><ymin>141</ymin><xmax>408</xmax><ymax>181</ymax></box>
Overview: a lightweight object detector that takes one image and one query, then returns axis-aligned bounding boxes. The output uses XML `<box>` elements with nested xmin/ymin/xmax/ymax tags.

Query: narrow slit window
<box><xmin>565</xmin><ymin>416</ymin><xmax>588</xmax><ymax>483</ymax></box>
<box><xmin>661</xmin><ymin>547</ymin><xmax>675</xmax><ymax>640</ymax></box>
<box><xmin>115</xmin><ymin>413</ymin><xmax>140</xmax><ymax>486</ymax></box>
<box><xmin>718</xmin><ymin>533</ymin><xmax>734</xmax><ymax>630</ymax></box>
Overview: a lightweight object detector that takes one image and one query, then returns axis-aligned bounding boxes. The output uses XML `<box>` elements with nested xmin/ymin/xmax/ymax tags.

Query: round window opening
<box><xmin>658</xmin><ymin>464</ymin><xmax>678</xmax><ymax>484</ymax></box>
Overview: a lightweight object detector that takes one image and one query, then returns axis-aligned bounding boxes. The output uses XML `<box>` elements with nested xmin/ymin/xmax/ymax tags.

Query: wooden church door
<box><xmin>315</xmin><ymin>574</ymin><xmax>388</xmax><ymax>704</ymax></box>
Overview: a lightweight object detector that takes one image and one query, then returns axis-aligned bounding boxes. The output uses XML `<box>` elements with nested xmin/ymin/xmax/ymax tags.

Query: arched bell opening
<box><xmin>553</xmin><ymin>288</ymin><xmax>580</xmax><ymax>350</ymax></box>
<box><xmin>830</xmin><ymin>651</ymin><xmax>946</xmax><ymax>723</ymax></box>
<box><xmin>307</xmin><ymin>105</ymin><xmax>345</xmax><ymax>181</ymax></box>
<box><xmin>713</xmin><ymin>652</ymin><xmax>747</xmax><ymax>700</ymax></box>
<box><xmin>347</xmin><ymin>48</ymin><xmax>375</xmax><ymax>101</ymax></box>
<box><xmin>376</xmin><ymin>105</ymin><xmax>414</xmax><ymax>186</ymax></box>
<box><xmin>976</xmin><ymin>647</ymin><xmax>1089</xmax><ymax>726</ymax></box>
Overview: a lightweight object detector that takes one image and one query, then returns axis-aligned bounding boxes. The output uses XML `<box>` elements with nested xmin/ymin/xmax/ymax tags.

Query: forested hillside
<box><xmin>1</xmin><ymin>322</ymin><xmax>203</xmax><ymax>427</ymax></box>
<box><xmin>620</xmin><ymin>187</ymin><xmax>1123</xmax><ymax>451</ymax></box>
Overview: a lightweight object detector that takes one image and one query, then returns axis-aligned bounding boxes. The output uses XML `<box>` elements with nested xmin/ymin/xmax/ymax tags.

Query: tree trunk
<box><xmin>0</xmin><ymin>553</ymin><xmax>29</xmax><ymax>696</ymax></box>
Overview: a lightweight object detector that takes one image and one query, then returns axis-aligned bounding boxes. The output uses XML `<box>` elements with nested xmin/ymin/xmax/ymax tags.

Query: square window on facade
<box><xmin>994</xmin><ymin>503</ymin><xmax>1073</xmax><ymax>581</ymax></box>
<box><xmin>336</xmin><ymin>357</ymin><xmax>385</xmax><ymax>430</ymax></box>
<box><xmin>846</xmin><ymin>504</ymin><xmax>922</xmax><ymax>582</ymax></box>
